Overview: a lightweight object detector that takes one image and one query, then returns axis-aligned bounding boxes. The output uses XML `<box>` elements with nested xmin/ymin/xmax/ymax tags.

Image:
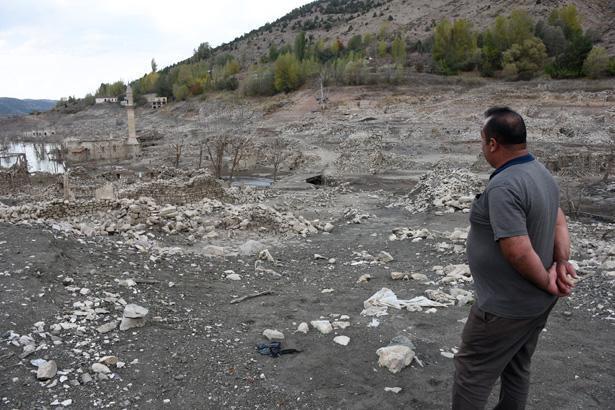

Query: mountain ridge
<box><xmin>0</xmin><ymin>97</ymin><xmax>56</xmax><ymax>117</ymax></box>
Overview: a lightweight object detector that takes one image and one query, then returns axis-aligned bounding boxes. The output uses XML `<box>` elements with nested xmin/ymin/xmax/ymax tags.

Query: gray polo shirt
<box><xmin>467</xmin><ymin>156</ymin><xmax>559</xmax><ymax>319</ymax></box>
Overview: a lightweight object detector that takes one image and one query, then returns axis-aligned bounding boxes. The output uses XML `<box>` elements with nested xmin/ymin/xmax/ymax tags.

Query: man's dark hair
<box><xmin>483</xmin><ymin>107</ymin><xmax>526</xmax><ymax>145</ymax></box>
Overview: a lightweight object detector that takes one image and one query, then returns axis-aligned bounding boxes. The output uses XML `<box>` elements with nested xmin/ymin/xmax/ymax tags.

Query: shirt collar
<box><xmin>489</xmin><ymin>153</ymin><xmax>534</xmax><ymax>180</ymax></box>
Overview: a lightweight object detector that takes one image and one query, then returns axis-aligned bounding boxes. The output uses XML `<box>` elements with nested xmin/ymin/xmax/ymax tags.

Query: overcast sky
<box><xmin>0</xmin><ymin>0</ymin><xmax>312</xmax><ymax>100</ymax></box>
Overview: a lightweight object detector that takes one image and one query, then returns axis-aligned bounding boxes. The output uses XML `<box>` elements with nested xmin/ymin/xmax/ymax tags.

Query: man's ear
<box><xmin>489</xmin><ymin>137</ymin><xmax>497</xmax><ymax>153</ymax></box>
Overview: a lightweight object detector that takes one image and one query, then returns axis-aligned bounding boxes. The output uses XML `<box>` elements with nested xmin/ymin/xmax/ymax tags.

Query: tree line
<box><xmin>58</xmin><ymin>4</ymin><xmax>613</xmax><ymax>110</ymax></box>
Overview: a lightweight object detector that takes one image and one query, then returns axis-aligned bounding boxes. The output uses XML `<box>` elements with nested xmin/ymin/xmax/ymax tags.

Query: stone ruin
<box><xmin>0</xmin><ymin>153</ymin><xmax>30</xmax><ymax>195</ymax></box>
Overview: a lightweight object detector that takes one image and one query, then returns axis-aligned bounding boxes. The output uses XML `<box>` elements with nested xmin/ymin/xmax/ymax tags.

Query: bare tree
<box><xmin>171</xmin><ymin>135</ymin><xmax>185</xmax><ymax>168</ymax></box>
<box><xmin>315</xmin><ymin>66</ymin><xmax>331</xmax><ymax>111</ymax></box>
<box><xmin>263</xmin><ymin>137</ymin><xmax>291</xmax><ymax>182</ymax></box>
<box><xmin>602</xmin><ymin>134</ymin><xmax>615</xmax><ymax>183</ymax></box>
<box><xmin>198</xmin><ymin>102</ymin><xmax>256</xmax><ymax>181</ymax></box>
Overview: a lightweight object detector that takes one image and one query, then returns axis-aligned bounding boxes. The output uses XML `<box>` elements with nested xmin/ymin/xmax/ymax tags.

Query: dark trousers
<box><xmin>452</xmin><ymin>302</ymin><xmax>556</xmax><ymax>410</ymax></box>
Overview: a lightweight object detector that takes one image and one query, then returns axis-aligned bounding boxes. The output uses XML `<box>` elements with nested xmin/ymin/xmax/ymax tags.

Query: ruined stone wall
<box><xmin>0</xmin><ymin>199</ymin><xmax>119</xmax><ymax>221</ymax></box>
<box><xmin>542</xmin><ymin>151</ymin><xmax>613</xmax><ymax>177</ymax></box>
<box><xmin>65</xmin><ymin>140</ymin><xmax>139</xmax><ymax>162</ymax></box>
<box><xmin>119</xmin><ymin>175</ymin><xmax>227</xmax><ymax>205</ymax></box>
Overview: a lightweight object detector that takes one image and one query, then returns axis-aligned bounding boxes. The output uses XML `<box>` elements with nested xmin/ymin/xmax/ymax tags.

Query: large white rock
<box><xmin>96</xmin><ymin>320</ymin><xmax>118</xmax><ymax>334</ymax></box>
<box><xmin>310</xmin><ymin>320</ymin><xmax>333</xmax><ymax>334</ymax></box>
<box><xmin>119</xmin><ymin>317</ymin><xmax>145</xmax><ymax>331</ymax></box>
<box><xmin>333</xmin><ymin>335</ymin><xmax>350</xmax><ymax>346</ymax></box>
<box><xmin>263</xmin><ymin>329</ymin><xmax>285</xmax><ymax>340</ymax></box>
<box><xmin>91</xmin><ymin>363</ymin><xmax>111</xmax><ymax>374</ymax></box>
<box><xmin>226</xmin><ymin>273</ymin><xmax>241</xmax><ymax>281</ymax></box>
<box><xmin>376</xmin><ymin>345</ymin><xmax>415</xmax><ymax>374</ymax></box>
<box><xmin>36</xmin><ymin>360</ymin><xmax>57</xmax><ymax>380</ymax></box>
<box><xmin>123</xmin><ymin>304</ymin><xmax>148</xmax><ymax>319</ymax></box>
<box><xmin>296</xmin><ymin>322</ymin><xmax>309</xmax><ymax>334</ymax></box>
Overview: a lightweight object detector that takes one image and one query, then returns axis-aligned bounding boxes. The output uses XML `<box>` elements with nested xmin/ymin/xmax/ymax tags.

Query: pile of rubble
<box><xmin>0</xmin><ymin>196</ymin><xmax>321</xmax><ymax>241</ymax></box>
<box><xmin>390</xmin><ymin>164</ymin><xmax>484</xmax><ymax>214</ymax></box>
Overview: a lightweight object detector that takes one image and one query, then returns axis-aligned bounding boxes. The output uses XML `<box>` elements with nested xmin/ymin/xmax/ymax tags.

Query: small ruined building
<box><xmin>64</xmin><ymin>84</ymin><xmax>140</xmax><ymax>162</ymax></box>
<box><xmin>95</xmin><ymin>97</ymin><xmax>118</xmax><ymax>104</ymax></box>
<box><xmin>64</xmin><ymin>138</ymin><xmax>137</xmax><ymax>162</ymax></box>
<box><xmin>23</xmin><ymin>129</ymin><xmax>56</xmax><ymax>138</ymax></box>
<box><xmin>0</xmin><ymin>153</ymin><xmax>30</xmax><ymax>194</ymax></box>
<box><xmin>143</xmin><ymin>94</ymin><xmax>167</xmax><ymax>109</ymax></box>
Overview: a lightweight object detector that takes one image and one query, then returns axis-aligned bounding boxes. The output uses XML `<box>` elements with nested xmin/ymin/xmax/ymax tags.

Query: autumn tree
<box><xmin>391</xmin><ymin>36</ymin><xmax>407</xmax><ymax>65</ymax></box>
<box><xmin>433</xmin><ymin>19</ymin><xmax>478</xmax><ymax>74</ymax></box>
<box><xmin>502</xmin><ymin>37</ymin><xmax>548</xmax><ymax>80</ymax></box>
<box><xmin>274</xmin><ymin>53</ymin><xmax>303</xmax><ymax>93</ymax></box>
<box><xmin>583</xmin><ymin>46</ymin><xmax>609</xmax><ymax>78</ymax></box>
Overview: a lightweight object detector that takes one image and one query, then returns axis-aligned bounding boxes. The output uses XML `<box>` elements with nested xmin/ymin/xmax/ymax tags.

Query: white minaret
<box><xmin>126</xmin><ymin>84</ymin><xmax>138</xmax><ymax>145</ymax></box>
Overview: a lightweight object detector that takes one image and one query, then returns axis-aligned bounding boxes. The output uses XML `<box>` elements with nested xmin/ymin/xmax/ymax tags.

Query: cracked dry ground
<box><xmin>1</xmin><ymin>206</ymin><xmax>614</xmax><ymax>409</ymax></box>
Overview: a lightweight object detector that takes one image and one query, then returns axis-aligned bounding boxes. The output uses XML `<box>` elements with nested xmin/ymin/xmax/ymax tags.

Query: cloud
<box><xmin>0</xmin><ymin>0</ymin><xmax>311</xmax><ymax>99</ymax></box>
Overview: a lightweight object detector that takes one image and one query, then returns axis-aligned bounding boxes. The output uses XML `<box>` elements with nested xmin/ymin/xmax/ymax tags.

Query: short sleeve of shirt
<box><xmin>487</xmin><ymin>186</ymin><xmax>528</xmax><ymax>241</ymax></box>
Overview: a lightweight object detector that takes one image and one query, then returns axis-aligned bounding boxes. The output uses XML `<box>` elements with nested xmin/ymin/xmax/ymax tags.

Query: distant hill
<box><xmin>216</xmin><ymin>0</ymin><xmax>614</xmax><ymax>65</ymax></box>
<box><xmin>0</xmin><ymin>98</ymin><xmax>56</xmax><ymax>117</ymax></box>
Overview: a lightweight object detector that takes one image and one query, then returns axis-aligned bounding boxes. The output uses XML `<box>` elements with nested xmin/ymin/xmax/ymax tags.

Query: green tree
<box><xmin>294</xmin><ymin>31</ymin><xmax>307</xmax><ymax>60</ymax></box>
<box><xmin>347</xmin><ymin>34</ymin><xmax>363</xmax><ymax>53</ymax></box>
<box><xmin>433</xmin><ymin>19</ymin><xmax>478</xmax><ymax>74</ymax></box>
<box><xmin>583</xmin><ymin>46</ymin><xmax>609</xmax><ymax>78</ymax></box>
<box><xmin>377</xmin><ymin>40</ymin><xmax>388</xmax><ymax>58</ymax></box>
<box><xmin>268</xmin><ymin>44</ymin><xmax>280</xmax><ymax>62</ymax></box>
<box><xmin>608</xmin><ymin>58</ymin><xmax>615</xmax><ymax>77</ymax></box>
<box><xmin>548</xmin><ymin>5</ymin><xmax>582</xmax><ymax>40</ymax></box>
<box><xmin>502</xmin><ymin>37</ymin><xmax>547</xmax><ymax>80</ymax></box>
<box><xmin>479</xmin><ymin>31</ymin><xmax>500</xmax><ymax>76</ymax></box>
<box><xmin>151</xmin><ymin>58</ymin><xmax>157</xmax><ymax>72</ymax></box>
<box><xmin>274</xmin><ymin>53</ymin><xmax>303</xmax><ymax>93</ymax></box>
<box><xmin>535</xmin><ymin>20</ymin><xmax>567</xmax><ymax>56</ymax></box>
<box><xmin>193</xmin><ymin>42</ymin><xmax>212</xmax><ymax>61</ymax></box>
<box><xmin>479</xmin><ymin>10</ymin><xmax>536</xmax><ymax>74</ymax></box>
<box><xmin>172</xmin><ymin>84</ymin><xmax>189</xmax><ymax>100</ymax></box>
<box><xmin>391</xmin><ymin>36</ymin><xmax>407</xmax><ymax>65</ymax></box>
<box><xmin>548</xmin><ymin>32</ymin><xmax>593</xmax><ymax>77</ymax></box>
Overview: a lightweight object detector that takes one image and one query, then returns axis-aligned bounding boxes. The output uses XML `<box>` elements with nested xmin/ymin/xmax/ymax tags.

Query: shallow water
<box><xmin>227</xmin><ymin>176</ymin><xmax>273</xmax><ymax>187</ymax></box>
<box><xmin>0</xmin><ymin>142</ymin><xmax>65</xmax><ymax>174</ymax></box>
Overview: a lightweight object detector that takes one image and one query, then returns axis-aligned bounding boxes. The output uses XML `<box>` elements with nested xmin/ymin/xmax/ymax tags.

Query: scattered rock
<box><xmin>296</xmin><ymin>322</ymin><xmax>309</xmax><ymax>334</ymax></box>
<box><xmin>357</xmin><ymin>273</ymin><xmax>372</xmax><ymax>283</ymax></box>
<box><xmin>100</xmin><ymin>356</ymin><xmax>119</xmax><ymax>366</ymax></box>
<box><xmin>390</xmin><ymin>271</ymin><xmax>408</xmax><ymax>280</ymax></box>
<box><xmin>36</xmin><ymin>360</ymin><xmax>57</xmax><ymax>380</ymax></box>
<box><xmin>96</xmin><ymin>320</ymin><xmax>118</xmax><ymax>334</ymax></box>
<box><xmin>376</xmin><ymin>336</ymin><xmax>416</xmax><ymax>374</ymax></box>
<box><xmin>91</xmin><ymin>363</ymin><xmax>111</xmax><ymax>374</ymax></box>
<box><xmin>226</xmin><ymin>273</ymin><xmax>241</xmax><ymax>281</ymax></box>
<box><xmin>410</xmin><ymin>273</ymin><xmax>428</xmax><ymax>281</ymax></box>
<box><xmin>385</xmin><ymin>387</ymin><xmax>403</xmax><ymax>394</ymax></box>
<box><xmin>123</xmin><ymin>304</ymin><xmax>149</xmax><ymax>319</ymax></box>
<box><xmin>377</xmin><ymin>251</ymin><xmax>394</xmax><ymax>263</ymax></box>
<box><xmin>262</xmin><ymin>329</ymin><xmax>285</xmax><ymax>340</ymax></box>
<box><xmin>333</xmin><ymin>335</ymin><xmax>350</xmax><ymax>346</ymax></box>
<box><xmin>310</xmin><ymin>320</ymin><xmax>333</xmax><ymax>334</ymax></box>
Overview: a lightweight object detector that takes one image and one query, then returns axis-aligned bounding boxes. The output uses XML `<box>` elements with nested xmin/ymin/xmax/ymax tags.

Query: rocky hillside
<box><xmin>0</xmin><ymin>98</ymin><xmax>56</xmax><ymax>117</ymax></box>
<box><xmin>217</xmin><ymin>0</ymin><xmax>614</xmax><ymax>63</ymax></box>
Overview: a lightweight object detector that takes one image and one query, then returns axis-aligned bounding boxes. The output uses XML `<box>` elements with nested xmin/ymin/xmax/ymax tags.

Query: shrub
<box><xmin>274</xmin><ymin>53</ymin><xmax>303</xmax><ymax>93</ymax></box>
<box><xmin>501</xmin><ymin>37</ymin><xmax>548</xmax><ymax>80</ymax></box>
<box><xmin>433</xmin><ymin>19</ymin><xmax>478</xmax><ymax>74</ymax></box>
<box><xmin>583</xmin><ymin>46</ymin><xmax>609</xmax><ymax>79</ymax></box>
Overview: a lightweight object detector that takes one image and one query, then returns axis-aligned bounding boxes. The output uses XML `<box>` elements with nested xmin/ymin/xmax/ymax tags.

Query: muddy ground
<box><xmin>1</xmin><ymin>195</ymin><xmax>614</xmax><ymax>409</ymax></box>
<box><xmin>1</xmin><ymin>76</ymin><xmax>615</xmax><ymax>409</ymax></box>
